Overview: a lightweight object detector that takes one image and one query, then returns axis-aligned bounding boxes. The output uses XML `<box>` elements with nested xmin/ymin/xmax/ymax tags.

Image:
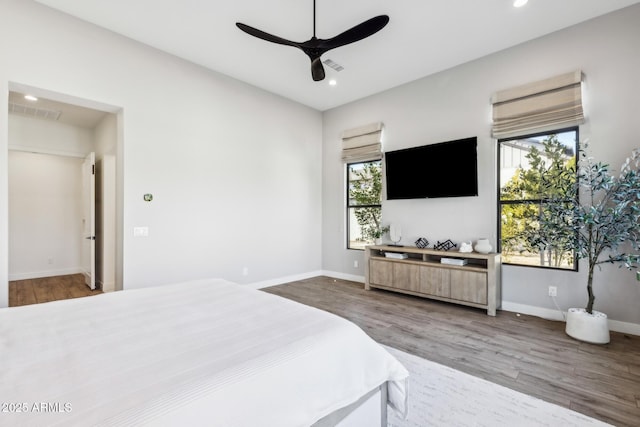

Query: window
<box><xmin>347</xmin><ymin>160</ymin><xmax>383</xmax><ymax>250</ymax></box>
<box><xmin>498</xmin><ymin>128</ymin><xmax>578</xmax><ymax>269</ymax></box>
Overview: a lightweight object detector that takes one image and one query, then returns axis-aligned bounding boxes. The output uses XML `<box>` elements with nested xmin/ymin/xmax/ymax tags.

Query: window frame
<box><xmin>346</xmin><ymin>159</ymin><xmax>383</xmax><ymax>251</ymax></box>
<box><xmin>496</xmin><ymin>126</ymin><xmax>579</xmax><ymax>271</ymax></box>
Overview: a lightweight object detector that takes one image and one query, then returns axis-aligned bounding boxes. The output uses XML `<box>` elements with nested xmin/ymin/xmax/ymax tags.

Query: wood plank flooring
<box><xmin>263</xmin><ymin>276</ymin><xmax>640</xmax><ymax>427</ymax></box>
<box><xmin>9</xmin><ymin>274</ymin><xmax>103</xmax><ymax>307</ymax></box>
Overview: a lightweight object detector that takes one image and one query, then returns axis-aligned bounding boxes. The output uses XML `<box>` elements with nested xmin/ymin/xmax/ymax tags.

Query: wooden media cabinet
<box><xmin>364</xmin><ymin>245</ymin><xmax>501</xmax><ymax>316</ymax></box>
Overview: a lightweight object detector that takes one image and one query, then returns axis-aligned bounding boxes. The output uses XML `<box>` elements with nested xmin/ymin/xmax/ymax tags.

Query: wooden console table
<box><xmin>364</xmin><ymin>245</ymin><xmax>501</xmax><ymax>316</ymax></box>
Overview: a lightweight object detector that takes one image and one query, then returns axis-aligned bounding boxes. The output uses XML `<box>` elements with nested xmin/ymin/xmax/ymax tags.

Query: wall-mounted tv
<box><xmin>385</xmin><ymin>136</ymin><xmax>478</xmax><ymax>199</ymax></box>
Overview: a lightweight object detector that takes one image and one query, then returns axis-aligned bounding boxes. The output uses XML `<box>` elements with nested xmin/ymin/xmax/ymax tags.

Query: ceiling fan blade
<box><xmin>321</xmin><ymin>15</ymin><xmax>389</xmax><ymax>50</ymax></box>
<box><xmin>236</xmin><ymin>7</ymin><xmax>390</xmax><ymax>82</ymax></box>
<box><xmin>236</xmin><ymin>22</ymin><xmax>300</xmax><ymax>48</ymax></box>
<box><xmin>311</xmin><ymin>57</ymin><xmax>325</xmax><ymax>81</ymax></box>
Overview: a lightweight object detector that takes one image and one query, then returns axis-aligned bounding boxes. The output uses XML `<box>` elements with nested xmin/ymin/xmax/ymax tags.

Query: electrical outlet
<box><xmin>354</xmin><ymin>260</ymin><xmax>359</xmax><ymax>268</ymax></box>
<box><xmin>133</xmin><ymin>226</ymin><xmax>149</xmax><ymax>237</ymax></box>
<box><xmin>548</xmin><ymin>286</ymin><xmax>557</xmax><ymax>297</ymax></box>
<box><xmin>242</xmin><ymin>267</ymin><xmax>249</xmax><ymax>276</ymax></box>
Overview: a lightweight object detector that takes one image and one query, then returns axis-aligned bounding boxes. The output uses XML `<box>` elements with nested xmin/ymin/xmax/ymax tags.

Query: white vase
<box><xmin>474</xmin><ymin>238</ymin><xmax>492</xmax><ymax>254</ymax></box>
<box><xmin>565</xmin><ymin>308</ymin><xmax>610</xmax><ymax>344</ymax></box>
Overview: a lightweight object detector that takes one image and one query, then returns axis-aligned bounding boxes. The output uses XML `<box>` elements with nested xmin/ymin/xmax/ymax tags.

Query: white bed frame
<box><xmin>314</xmin><ymin>383</ymin><xmax>388</xmax><ymax>427</ymax></box>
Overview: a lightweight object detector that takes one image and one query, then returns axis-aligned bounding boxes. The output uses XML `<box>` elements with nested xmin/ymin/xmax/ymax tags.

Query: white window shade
<box><xmin>341</xmin><ymin>122</ymin><xmax>383</xmax><ymax>163</ymax></box>
<box><xmin>491</xmin><ymin>70</ymin><xmax>584</xmax><ymax>139</ymax></box>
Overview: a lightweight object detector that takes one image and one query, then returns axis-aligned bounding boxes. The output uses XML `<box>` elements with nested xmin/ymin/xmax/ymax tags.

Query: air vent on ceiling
<box><xmin>322</xmin><ymin>59</ymin><xmax>344</xmax><ymax>72</ymax></box>
<box><xmin>9</xmin><ymin>102</ymin><xmax>61</xmax><ymax>121</ymax></box>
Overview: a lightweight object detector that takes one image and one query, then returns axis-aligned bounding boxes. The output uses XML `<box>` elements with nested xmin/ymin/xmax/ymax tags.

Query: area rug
<box><xmin>383</xmin><ymin>346</ymin><xmax>611</xmax><ymax>427</ymax></box>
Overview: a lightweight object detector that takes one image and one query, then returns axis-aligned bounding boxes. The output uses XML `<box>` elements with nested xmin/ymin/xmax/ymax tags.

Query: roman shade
<box><xmin>491</xmin><ymin>70</ymin><xmax>584</xmax><ymax>139</ymax></box>
<box><xmin>341</xmin><ymin>122</ymin><xmax>383</xmax><ymax>163</ymax></box>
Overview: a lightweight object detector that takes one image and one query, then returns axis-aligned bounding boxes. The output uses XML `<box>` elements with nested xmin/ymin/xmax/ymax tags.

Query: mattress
<box><xmin>0</xmin><ymin>278</ymin><xmax>408</xmax><ymax>426</ymax></box>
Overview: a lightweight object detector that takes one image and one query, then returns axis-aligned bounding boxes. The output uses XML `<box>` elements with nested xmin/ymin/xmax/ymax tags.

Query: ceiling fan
<box><xmin>236</xmin><ymin>0</ymin><xmax>389</xmax><ymax>82</ymax></box>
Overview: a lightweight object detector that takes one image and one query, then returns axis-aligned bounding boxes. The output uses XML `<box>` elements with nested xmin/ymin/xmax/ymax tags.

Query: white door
<box><xmin>82</xmin><ymin>152</ymin><xmax>96</xmax><ymax>290</ymax></box>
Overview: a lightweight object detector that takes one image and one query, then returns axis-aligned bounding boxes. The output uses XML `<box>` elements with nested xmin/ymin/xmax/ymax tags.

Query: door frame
<box><xmin>2</xmin><ymin>82</ymin><xmax>124</xmax><ymax>306</ymax></box>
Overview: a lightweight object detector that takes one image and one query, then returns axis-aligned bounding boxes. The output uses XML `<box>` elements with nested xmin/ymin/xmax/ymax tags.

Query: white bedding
<box><xmin>0</xmin><ymin>278</ymin><xmax>408</xmax><ymax>426</ymax></box>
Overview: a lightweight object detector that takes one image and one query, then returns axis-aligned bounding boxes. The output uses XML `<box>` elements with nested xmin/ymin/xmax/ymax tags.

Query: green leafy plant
<box><xmin>538</xmin><ymin>145</ymin><xmax>640</xmax><ymax>313</ymax></box>
<box><xmin>373</xmin><ymin>226</ymin><xmax>390</xmax><ymax>239</ymax></box>
<box><xmin>501</xmin><ymin>135</ymin><xmax>576</xmax><ymax>267</ymax></box>
<box><xmin>349</xmin><ymin>162</ymin><xmax>383</xmax><ymax>242</ymax></box>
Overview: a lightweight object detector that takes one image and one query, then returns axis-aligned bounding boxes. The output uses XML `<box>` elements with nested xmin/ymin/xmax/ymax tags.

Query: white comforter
<box><xmin>1</xmin><ymin>278</ymin><xmax>408</xmax><ymax>426</ymax></box>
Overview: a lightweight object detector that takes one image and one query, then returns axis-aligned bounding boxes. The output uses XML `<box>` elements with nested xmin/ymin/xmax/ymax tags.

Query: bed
<box><xmin>1</xmin><ymin>278</ymin><xmax>408</xmax><ymax>426</ymax></box>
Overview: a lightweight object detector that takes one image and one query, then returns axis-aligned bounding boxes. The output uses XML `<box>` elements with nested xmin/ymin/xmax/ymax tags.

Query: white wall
<box><xmin>9</xmin><ymin>114</ymin><xmax>93</xmax><ymax>157</ymax></box>
<box><xmin>8</xmin><ymin>151</ymin><xmax>83</xmax><ymax>279</ymax></box>
<box><xmin>322</xmin><ymin>4</ymin><xmax>640</xmax><ymax>327</ymax></box>
<box><xmin>0</xmin><ymin>0</ymin><xmax>323</xmax><ymax>304</ymax></box>
<box><xmin>8</xmin><ymin>113</ymin><xmax>94</xmax><ymax>280</ymax></box>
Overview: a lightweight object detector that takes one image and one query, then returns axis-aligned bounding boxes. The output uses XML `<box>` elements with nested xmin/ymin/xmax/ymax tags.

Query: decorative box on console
<box><xmin>385</xmin><ymin>252</ymin><xmax>408</xmax><ymax>259</ymax></box>
<box><xmin>440</xmin><ymin>257</ymin><xmax>468</xmax><ymax>266</ymax></box>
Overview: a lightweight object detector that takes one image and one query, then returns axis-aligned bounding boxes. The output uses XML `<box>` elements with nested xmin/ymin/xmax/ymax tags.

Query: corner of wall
<box><xmin>0</xmin><ymin>81</ymin><xmax>9</xmax><ymax>308</ymax></box>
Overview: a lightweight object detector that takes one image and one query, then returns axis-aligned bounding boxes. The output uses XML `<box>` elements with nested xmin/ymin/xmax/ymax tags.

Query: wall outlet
<box><xmin>354</xmin><ymin>260</ymin><xmax>359</xmax><ymax>268</ymax></box>
<box><xmin>242</xmin><ymin>267</ymin><xmax>249</xmax><ymax>276</ymax></box>
<box><xmin>548</xmin><ymin>286</ymin><xmax>557</xmax><ymax>297</ymax></box>
<box><xmin>133</xmin><ymin>226</ymin><xmax>149</xmax><ymax>237</ymax></box>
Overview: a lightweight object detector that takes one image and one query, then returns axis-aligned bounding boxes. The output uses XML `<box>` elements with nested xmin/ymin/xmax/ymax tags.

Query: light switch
<box><xmin>133</xmin><ymin>226</ymin><xmax>149</xmax><ymax>237</ymax></box>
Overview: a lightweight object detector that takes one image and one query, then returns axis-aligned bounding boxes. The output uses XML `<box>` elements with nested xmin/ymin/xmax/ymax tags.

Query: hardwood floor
<box><xmin>263</xmin><ymin>276</ymin><xmax>640</xmax><ymax>427</ymax></box>
<box><xmin>9</xmin><ymin>274</ymin><xmax>103</xmax><ymax>307</ymax></box>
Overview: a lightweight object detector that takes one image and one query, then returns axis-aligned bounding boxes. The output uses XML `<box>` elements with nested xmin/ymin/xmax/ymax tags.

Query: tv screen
<box><xmin>385</xmin><ymin>137</ymin><xmax>478</xmax><ymax>199</ymax></box>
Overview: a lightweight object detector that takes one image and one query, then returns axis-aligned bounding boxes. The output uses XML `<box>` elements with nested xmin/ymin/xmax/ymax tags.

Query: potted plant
<box><xmin>373</xmin><ymin>226</ymin><xmax>390</xmax><ymax>245</ymax></box>
<box><xmin>538</xmin><ymin>145</ymin><xmax>640</xmax><ymax>344</ymax></box>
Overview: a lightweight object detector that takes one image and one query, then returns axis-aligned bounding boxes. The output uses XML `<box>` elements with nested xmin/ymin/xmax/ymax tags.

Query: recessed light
<box><xmin>513</xmin><ymin>0</ymin><xmax>528</xmax><ymax>7</ymax></box>
<box><xmin>24</xmin><ymin>94</ymin><xmax>38</xmax><ymax>101</ymax></box>
<box><xmin>329</xmin><ymin>80</ymin><xmax>337</xmax><ymax>86</ymax></box>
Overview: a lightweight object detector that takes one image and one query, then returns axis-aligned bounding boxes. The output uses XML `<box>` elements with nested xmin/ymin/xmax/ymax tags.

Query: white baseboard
<box><xmin>248</xmin><ymin>270</ymin><xmax>364</xmax><ymax>290</ymax></box>
<box><xmin>247</xmin><ymin>270</ymin><xmax>325</xmax><ymax>289</ymax></box>
<box><xmin>321</xmin><ymin>270</ymin><xmax>365</xmax><ymax>283</ymax></box>
<box><xmin>501</xmin><ymin>301</ymin><xmax>566</xmax><ymax>322</ymax></box>
<box><xmin>9</xmin><ymin>267</ymin><xmax>83</xmax><ymax>281</ymax></box>
<box><xmin>501</xmin><ymin>301</ymin><xmax>640</xmax><ymax>336</ymax></box>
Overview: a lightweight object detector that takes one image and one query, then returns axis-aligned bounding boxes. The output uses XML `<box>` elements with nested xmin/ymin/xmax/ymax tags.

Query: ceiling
<box><xmin>8</xmin><ymin>91</ymin><xmax>108</xmax><ymax>128</ymax></box>
<box><xmin>31</xmin><ymin>0</ymin><xmax>640</xmax><ymax>111</ymax></box>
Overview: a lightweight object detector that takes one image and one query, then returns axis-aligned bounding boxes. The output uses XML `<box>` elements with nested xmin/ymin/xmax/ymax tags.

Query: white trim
<box><xmin>8</xmin><ymin>144</ymin><xmax>87</xmax><ymax>158</ymax></box>
<box><xmin>101</xmin><ymin>280</ymin><xmax>116</xmax><ymax>293</ymax></box>
<box><xmin>501</xmin><ymin>301</ymin><xmax>640</xmax><ymax>336</ymax></box>
<box><xmin>607</xmin><ymin>318</ymin><xmax>640</xmax><ymax>336</ymax></box>
<box><xmin>9</xmin><ymin>267</ymin><xmax>83</xmax><ymax>281</ymax></box>
<box><xmin>250</xmin><ymin>271</ymin><xmax>365</xmax><ymax>290</ymax></box>
<box><xmin>321</xmin><ymin>270</ymin><xmax>365</xmax><ymax>283</ymax></box>
<box><xmin>501</xmin><ymin>301</ymin><xmax>566</xmax><ymax>321</ymax></box>
<box><xmin>247</xmin><ymin>270</ymin><xmax>324</xmax><ymax>290</ymax></box>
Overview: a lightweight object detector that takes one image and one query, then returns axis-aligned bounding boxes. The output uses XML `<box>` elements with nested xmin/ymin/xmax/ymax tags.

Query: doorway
<box><xmin>6</xmin><ymin>84</ymin><xmax>122</xmax><ymax>305</ymax></box>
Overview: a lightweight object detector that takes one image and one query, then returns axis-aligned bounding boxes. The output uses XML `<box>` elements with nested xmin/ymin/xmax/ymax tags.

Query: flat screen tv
<box><xmin>385</xmin><ymin>137</ymin><xmax>478</xmax><ymax>199</ymax></box>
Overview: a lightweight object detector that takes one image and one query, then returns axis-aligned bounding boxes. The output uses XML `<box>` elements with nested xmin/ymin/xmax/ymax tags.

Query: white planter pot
<box><xmin>474</xmin><ymin>238</ymin><xmax>492</xmax><ymax>254</ymax></box>
<box><xmin>565</xmin><ymin>308</ymin><xmax>610</xmax><ymax>344</ymax></box>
